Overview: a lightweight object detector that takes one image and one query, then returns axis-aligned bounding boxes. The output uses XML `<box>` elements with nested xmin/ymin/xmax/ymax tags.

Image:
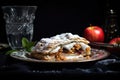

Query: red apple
<box><xmin>109</xmin><ymin>37</ymin><xmax>120</xmax><ymax>45</ymax></box>
<box><xmin>108</xmin><ymin>37</ymin><xmax>120</xmax><ymax>54</ymax></box>
<box><xmin>83</xmin><ymin>25</ymin><xmax>104</xmax><ymax>42</ymax></box>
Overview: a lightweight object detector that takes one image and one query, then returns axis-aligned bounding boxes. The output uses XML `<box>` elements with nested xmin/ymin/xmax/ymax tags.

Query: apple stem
<box><xmin>90</xmin><ymin>24</ymin><xmax>92</xmax><ymax>27</ymax></box>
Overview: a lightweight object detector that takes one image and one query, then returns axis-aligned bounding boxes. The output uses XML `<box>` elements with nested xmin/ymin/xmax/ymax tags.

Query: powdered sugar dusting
<box><xmin>33</xmin><ymin>33</ymin><xmax>90</xmax><ymax>53</ymax></box>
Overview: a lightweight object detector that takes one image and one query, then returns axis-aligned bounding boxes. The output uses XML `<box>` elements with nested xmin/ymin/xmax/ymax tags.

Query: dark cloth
<box><xmin>0</xmin><ymin>54</ymin><xmax>120</xmax><ymax>73</ymax></box>
<box><xmin>0</xmin><ymin>54</ymin><xmax>120</xmax><ymax>80</ymax></box>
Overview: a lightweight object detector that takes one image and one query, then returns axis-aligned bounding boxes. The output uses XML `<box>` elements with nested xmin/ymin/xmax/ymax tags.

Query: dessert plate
<box><xmin>10</xmin><ymin>48</ymin><xmax>110</xmax><ymax>63</ymax></box>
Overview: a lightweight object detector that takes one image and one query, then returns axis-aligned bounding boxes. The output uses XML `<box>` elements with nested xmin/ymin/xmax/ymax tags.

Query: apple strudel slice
<box><xmin>31</xmin><ymin>33</ymin><xmax>91</xmax><ymax>61</ymax></box>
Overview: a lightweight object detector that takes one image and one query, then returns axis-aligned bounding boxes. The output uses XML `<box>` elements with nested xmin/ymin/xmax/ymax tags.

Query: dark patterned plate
<box><xmin>10</xmin><ymin>48</ymin><xmax>110</xmax><ymax>63</ymax></box>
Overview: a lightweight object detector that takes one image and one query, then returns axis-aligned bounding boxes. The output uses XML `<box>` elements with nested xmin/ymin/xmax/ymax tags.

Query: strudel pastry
<box><xmin>31</xmin><ymin>33</ymin><xmax>91</xmax><ymax>61</ymax></box>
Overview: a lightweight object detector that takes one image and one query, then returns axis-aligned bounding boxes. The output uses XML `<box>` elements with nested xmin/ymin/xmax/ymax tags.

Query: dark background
<box><xmin>0</xmin><ymin>0</ymin><xmax>120</xmax><ymax>43</ymax></box>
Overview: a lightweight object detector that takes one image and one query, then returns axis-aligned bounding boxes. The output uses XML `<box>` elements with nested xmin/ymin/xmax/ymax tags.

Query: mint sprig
<box><xmin>6</xmin><ymin>38</ymin><xmax>36</xmax><ymax>55</ymax></box>
<box><xmin>22</xmin><ymin>37</ymin><xmax>36</xmax><ymax>52</ymax></box>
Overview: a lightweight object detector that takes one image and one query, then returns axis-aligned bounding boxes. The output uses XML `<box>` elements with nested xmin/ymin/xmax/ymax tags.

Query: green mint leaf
<box><xmin>22</xmin><ymin>37</ymin><xmax>36</xmax><ymax>52</ymax></box>
<box><xmin>22</xmin><ymin>37</ymin><xmax>29</xmax><ymax>48</ymax></box>
<box><xmin>26</xmin><ymin>42</ymin><xmax>36</xmax><ymax>52</ymax></box>
<box><xmin>6</xmin><ymin>50</ymin><xmax>18</xmax><ymax>55</ymax></box>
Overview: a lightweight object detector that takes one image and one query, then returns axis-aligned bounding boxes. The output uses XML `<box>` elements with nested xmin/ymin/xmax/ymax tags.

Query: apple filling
<box><xmin>30</xmin><ymin>33</ymin><xmax>91</xmax><ymax>61</ymax></box>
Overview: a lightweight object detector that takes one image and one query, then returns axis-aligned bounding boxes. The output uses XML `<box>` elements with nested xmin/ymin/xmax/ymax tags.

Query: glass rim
<box><xmin>2</xmin><ymin>6</ymin><xmax>37</xmax><ymax>8</ymax></box>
